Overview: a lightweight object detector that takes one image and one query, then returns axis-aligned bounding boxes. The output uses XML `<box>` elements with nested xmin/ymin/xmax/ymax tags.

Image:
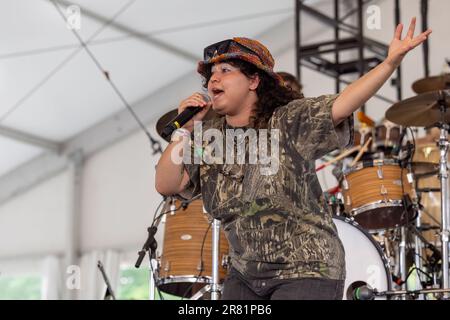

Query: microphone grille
<box><xmin>201</xmin><ymin>93</ymin><xmax>211</xmax><ymax>103</ymax></box>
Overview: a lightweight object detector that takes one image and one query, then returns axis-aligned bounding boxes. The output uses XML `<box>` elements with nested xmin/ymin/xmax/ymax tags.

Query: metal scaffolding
<box><xmin>295</xmin><ymin>0</ymin><xmax>400</xmax><ymax>110</ymax></box>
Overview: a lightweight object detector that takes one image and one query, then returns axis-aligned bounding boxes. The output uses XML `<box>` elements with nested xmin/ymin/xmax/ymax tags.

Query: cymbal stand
<box><xmin>210</xmin><ymin>218</ymin><xmax>221</xmax><ymax>300</ymax></box>
<box><xmin>399</xmin><ymin>226</ymin><xmax>407</xmax><ymax>297</ymax></box>
<box><xmin>437</xmin><ymin>92</ymin><xmax>450</xmax><ymax>299</ymax></box>
<box><xmin>188</xmin><ymin>217</ymin><xmax>223</xmax><ymax>300</ymax></box>
<box><xmin>414</xmin><ymin>209</ymin><xmax>425</xmax><ymax>298</ymax></box>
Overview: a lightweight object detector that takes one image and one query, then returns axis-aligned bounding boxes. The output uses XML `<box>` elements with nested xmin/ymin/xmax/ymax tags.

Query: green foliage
<box><xmin>116</xmin><ymin>266</ymin><xmax>181</xmax><ymax>300</ymax></box>
<box><xmin>0</xmin><ymin>274</ymin><xmax>42</xmax><ymax>300</ymax></box>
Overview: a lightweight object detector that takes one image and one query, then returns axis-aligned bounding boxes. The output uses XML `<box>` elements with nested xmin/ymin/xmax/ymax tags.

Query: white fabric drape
<box><xmin>40</xmin><ymin>255</ymin><xmax>63</xmax><ymax>300</ymax></box>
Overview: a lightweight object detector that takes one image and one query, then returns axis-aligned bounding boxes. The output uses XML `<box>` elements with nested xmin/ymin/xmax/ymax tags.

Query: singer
<box><xmin>155</xmin><ymin>18</ymin><xmax>431</xmax><ymax>300</ymax></box>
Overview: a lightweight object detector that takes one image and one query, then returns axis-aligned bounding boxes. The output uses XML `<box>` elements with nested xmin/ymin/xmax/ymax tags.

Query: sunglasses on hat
<box><xmin>203</xmin><ymin>39</ymin><xmax>262</xmax><ymax>62</ymax></box>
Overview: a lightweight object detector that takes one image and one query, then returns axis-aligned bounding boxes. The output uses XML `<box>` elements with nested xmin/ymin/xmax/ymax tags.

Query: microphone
<box><xmin>352</xmin><ymin>285</ymin><xmax>377</xmax><ymax>300</ymax></box>
<box><xmin>161</xmin><ymin>94</ymin><xmax>210</xmax><ymax>140</ymax></box>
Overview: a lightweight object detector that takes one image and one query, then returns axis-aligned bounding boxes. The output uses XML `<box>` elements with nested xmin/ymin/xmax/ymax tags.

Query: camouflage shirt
<box><xmin>179</xmin><ymin>94</ymin><xmax>354</xmax><ymax>280</ymax></box>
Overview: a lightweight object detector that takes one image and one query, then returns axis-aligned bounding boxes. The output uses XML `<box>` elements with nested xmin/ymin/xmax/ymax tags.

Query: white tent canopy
<box><xmin>1</xmin><ymin>0</ymin><xmax>450</xmax><ymax>299</ymax></box>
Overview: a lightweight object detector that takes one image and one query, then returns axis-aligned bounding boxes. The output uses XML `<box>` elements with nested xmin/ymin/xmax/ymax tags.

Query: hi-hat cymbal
<box><xmin>385</xmin><ymin>90</ymin><xmax>450</xmax><ymax>127</ymax></box>
<box><xmin>412</xmin><ymin>74</ymin><xmax>450</xmax><ymax>94</ymax></box>
<box><xmin>156</xmin><ymin>108</ymin><xmax>219</xmax><ymax>141</ymax></box>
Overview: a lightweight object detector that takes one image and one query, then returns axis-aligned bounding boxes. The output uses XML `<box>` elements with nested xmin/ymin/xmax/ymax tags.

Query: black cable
<box><xmin>151</xmin><ymin>199</ymin><xmax>166</xmax><ymax>227</ymax></box>
<box><xmin>50</xmin><ymin>0</ymin><xmax>162</xmax><ymax>155</ymax></box>
<box><xmin>181</xmin><ymin>223</ymin><xmax>211</xmax><ymax>300</ymax></box>
<box><xmin>408</xmin><ymin>127</ymin><xmax>416</xmax><ymax>163</ymax></box>
<box><xmin>397</xmin><ymin>127</ymin><xmax>423</xmax><ymax>286</ymax></box>
<box><xmin>413</xmin><ymin>251</ymin><xmax>431</xmax><ymax>265</ymax></box>
<box><xmin>151</xmin><ymin>194</ymin><xmax>202</xmax><ymax>228</ymax></box>
<box><xmin>402</xmin><ymin>266</ymin><xmax>434</xmax><ymax>286</ymax></box>
<box><xmin>399</xmin><ymin>127</ymin><xmax>415</xmax><ymax>224</ymax></box>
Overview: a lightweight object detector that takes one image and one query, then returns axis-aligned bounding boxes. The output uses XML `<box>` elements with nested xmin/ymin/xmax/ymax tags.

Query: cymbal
<box><xmin>412</xmin><ymin>74</ymin><xmax>450</xmax><ymax>94</ymax></box>
<box><xmin>156</xmin><ymin>108</ymin><xmax>219</xmax><ymax>141</ymax></box>
<box><xmin>385</xmin><ymin>90</ymin><xmax>450</xmax><ymax>127</ymax></box>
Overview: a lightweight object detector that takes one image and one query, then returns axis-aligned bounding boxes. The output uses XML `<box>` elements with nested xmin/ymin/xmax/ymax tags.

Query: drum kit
<box><xmin>140</xmin><ymin>74</ymin><xmax>450</xmax><ymax>300</ymax></box>
<box><xmin>326</xmin><ymin>73</ymin><xmax>450</xmax><ymax>299</ymax></box>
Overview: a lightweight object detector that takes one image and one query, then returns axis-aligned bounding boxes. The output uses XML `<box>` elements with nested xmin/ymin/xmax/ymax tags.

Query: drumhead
<box><xmin>333</xmin><ymin>216</ymin><xmax>392</xmax><ymax>299</ymax></box>
<box><xmin>343</xmin><ymin>159</ymin><xmax>400</xmax><ymax>176</ymax></box>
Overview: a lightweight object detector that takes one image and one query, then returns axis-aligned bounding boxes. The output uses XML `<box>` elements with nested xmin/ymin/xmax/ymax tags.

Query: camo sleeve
<box><xmin>174</xmin><ymin>137</ymin><xmax>202</xmax><ymax>201</ymax></box>
<box><xmin>278</xmin><ymin>94</ymin><xmax>354</xmax><ymax>160</ymax></box>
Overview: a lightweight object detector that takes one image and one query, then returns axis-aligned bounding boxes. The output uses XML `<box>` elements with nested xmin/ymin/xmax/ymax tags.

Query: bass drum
<box><xmin>333</xmin><ymin>216</ymin><xmax>392</xmax><ymax>300</ymax></box>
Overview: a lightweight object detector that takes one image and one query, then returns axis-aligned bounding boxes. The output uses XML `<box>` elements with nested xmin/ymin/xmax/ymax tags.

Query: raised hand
<box><xmin>386</xmin><ymin>17</ymin><xmax>432</xmax><ymax>68</ymax></box>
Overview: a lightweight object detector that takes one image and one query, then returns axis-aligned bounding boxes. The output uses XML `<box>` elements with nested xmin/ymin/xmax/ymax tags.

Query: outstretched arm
<box><xmin>331</xmin><ymin>17</ymin><xmax>432</xmax><ymax>125</ymax></box>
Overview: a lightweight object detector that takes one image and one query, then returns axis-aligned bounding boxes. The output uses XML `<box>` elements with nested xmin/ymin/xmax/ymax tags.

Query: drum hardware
<box><xmin>135</xmin><ymin>222</ymin><xmax>161</xmax><ymax>300</ymax></box>
<box><xmin>351</xmin><ymin>283</ymin><xmax>450</xmax><ymax>300</ymax></box>
<box><xmin>190</xmin><ymin>284</ymin><xmax>212</xmax><ymax>300</ymax></box>
<box><xmin>134</xmin><ymin>198</ymin><xmax>169</xmax><ymax>300</ymax></box>
<box><xmin>377</xmin><ymin>165</ymin><xmax>384</xmax><ymax>179</ymax></box>
<box><xmin>386</xmin><ymin>89</ymin><xmax>450</xmax><ymax>299</ymax></box>
<box><xmin>134</xmin><ymin>196</ymin><xmax>201</xmax><ymax>300</ymax></box>
<box><xmin>408</xmin><ymin>224</ymin><xmax>442</xmax><ymax>266</ymax></box>
<box><xmin>399</xmin><ymin>226</ymin><xmax>408</xmax><ymax>296</ymax></box>
<box><xmin>374</xmin><ymin>120</ymin><xmax>402</xmax><ymax>155</ymax></box>
<box><xmin>414</xmin><ymin>206</ymin><xmax>425</xmax><ymax>298</ymax></box>
<box><xmin>221</xmin><ymin>254</ymin><xmax>230</xmax><ymax>269</ymax></box>
<box><xmin>437</xmin><ymin>122</ymin><xmax>450</xmax><ymax>299</ymax></box>
<box><xmin>155</xmin><ymin>198</ymin><xmax>228</xmax><ymax>300</ymax></box>
<box><xmin>210</xmin><ymin>218</ymin><xmax>221</xmax><ymax>300</ymax></box>
<box><xmin>415</xmin><ymin>202</ymin><xmax>441</xmax><ymax>227</ymax></box>
<box><xmin>415</xmin><ymin>187</ymin><xmax>441</xmax><ymax>193</ymax></box>
<box><xmin>408</xmin><ymin>163</ymin><xmax>438</xmax><ymax>179</ymax></box>
<box><xmin>341</xmin><ymin>159</ymin><xmax>414</xmax><ymax>230</ymax></box>
<box><xmin>342</xmin><ymin>179</ymin><xmax>349</xmax><ymax>190</ymax></box>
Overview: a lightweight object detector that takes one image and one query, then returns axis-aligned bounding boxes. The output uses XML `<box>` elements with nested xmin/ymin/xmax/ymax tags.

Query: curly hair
<box><xmin>201</xmin><ymin>59</ymin><xmax>304</xmax><ymax>128</ymax></box>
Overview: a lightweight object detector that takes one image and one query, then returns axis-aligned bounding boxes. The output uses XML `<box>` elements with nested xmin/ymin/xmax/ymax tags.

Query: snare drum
<box><xmin>333</xmin><ymin>216</ymin><xmax>392</xmax><ymax>299</ymax></box>
<box><xmin>341</xmin><ymin>159</ymin><xmax>414</xmax><ymax>230</ymax></box>
<box><xmin>157</xmin><ymin>199</ymin><xmax>229</xmax><ymax>298</ymax></box>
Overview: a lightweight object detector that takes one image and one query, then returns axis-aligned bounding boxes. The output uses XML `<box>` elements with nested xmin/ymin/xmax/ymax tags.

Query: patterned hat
<box><xmin>197</xmin><ymin>37</ymin><xmax>284</xmax><ymax>85</ymax></box>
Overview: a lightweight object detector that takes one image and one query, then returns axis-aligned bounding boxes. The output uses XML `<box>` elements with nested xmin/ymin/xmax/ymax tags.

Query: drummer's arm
<box><xmin>155</xmin><ymin>140</ymin><xmax>190</xmax><ymax>196</ymax></box>
<box><xmin>332</xmin><ymin>17</ymin><xmax>432</xmax><ymax>126</ymax></box>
